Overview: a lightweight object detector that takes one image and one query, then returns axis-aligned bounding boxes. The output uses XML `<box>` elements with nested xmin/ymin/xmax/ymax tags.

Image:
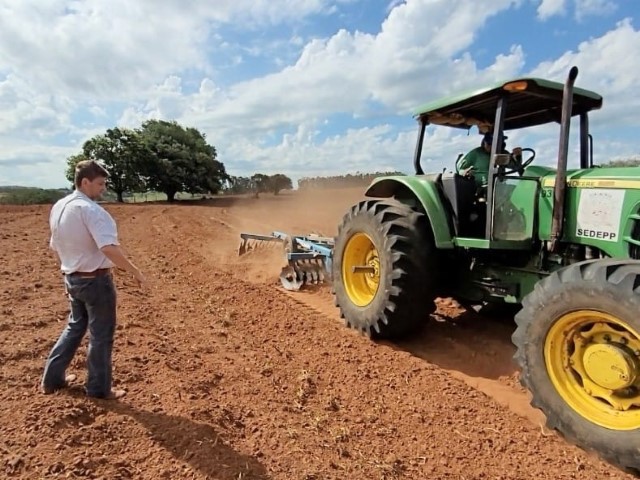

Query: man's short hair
<box><xmin>74</xmin><ymin>160</ymin><xmax>109</xmax><ymax>187</ymax></box>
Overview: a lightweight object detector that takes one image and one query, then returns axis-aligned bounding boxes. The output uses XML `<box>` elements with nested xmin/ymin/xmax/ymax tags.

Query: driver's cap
<box><xmin>483</xmin><ymin>132</ymin><xmax>507</xmax><ymax>144</ymax></box>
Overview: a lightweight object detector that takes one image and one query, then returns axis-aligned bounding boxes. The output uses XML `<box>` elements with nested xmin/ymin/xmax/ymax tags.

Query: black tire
<box><xmin>513</xmin><ymin>259</ymin><xmax>640</xmax><ymax>474</ymax></box>
<box><xmin>332</xmin><ymin>198</ymin><xmax>438</xmax><ymax>339</ymax></box>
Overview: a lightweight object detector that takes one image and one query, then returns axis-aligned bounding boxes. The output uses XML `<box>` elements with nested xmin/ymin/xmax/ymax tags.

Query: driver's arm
<box><xmin>456</xmin><ymin>154</ymin><xmax>474</xmax><ymax>176</ymax></box>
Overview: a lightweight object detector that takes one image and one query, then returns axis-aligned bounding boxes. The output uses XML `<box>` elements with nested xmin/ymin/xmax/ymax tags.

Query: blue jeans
<box><xmin>42</xmin><ymin>273</ymin><xmax>117</xmax><ymax>397</ymax></box>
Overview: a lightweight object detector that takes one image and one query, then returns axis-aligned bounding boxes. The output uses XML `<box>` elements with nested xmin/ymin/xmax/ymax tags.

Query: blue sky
<box><xmin>0</xmin><ymin>0</ymin><xmax>639</xmax><ymax>188</ymax></box>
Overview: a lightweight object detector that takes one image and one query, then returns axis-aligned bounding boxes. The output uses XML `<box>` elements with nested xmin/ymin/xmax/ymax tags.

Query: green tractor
<box><xmin>331</xmin><ymin>66</ymin><xmax>640</xmax><ymax>473</ymax></box>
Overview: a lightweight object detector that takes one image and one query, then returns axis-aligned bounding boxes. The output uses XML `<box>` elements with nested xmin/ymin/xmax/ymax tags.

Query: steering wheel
<box><xmin>503</xmin><ymin>147</ymin><xmax>536</xmax><ymax>175</ymax></box>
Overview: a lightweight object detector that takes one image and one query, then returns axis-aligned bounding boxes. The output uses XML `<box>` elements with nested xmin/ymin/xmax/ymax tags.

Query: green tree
<box><xmin>82</xmin><ymin>127</ymin><xmax>149</xmax><ymax>202</ymax></box>
<box><xmin>250</xmin><ymin>173</ymin><xmax>270</xmax><ymax>197</ymax></box>
<box><xmin>269</xmin><ymin>174</ymin><xmax>293</xmax><ymax>195</ymax></box>
<box><xmin>65</xmin><ymin>153</ymin><xmax>89</xmax><ymax>187</ymax></box>
<box><xmin>139</xmin><ymin>120</ymin><xmax>228</xmax><ymax>202</ymax></box>
<box><xmin>224</xmin><ymin>176</ymin><xmax>253</xmax><ymax>194</ymax></box>
<box><xmin>65</xmin><ymin>129</ymin><xmax>149</xmax><ymax>202</ymax></box>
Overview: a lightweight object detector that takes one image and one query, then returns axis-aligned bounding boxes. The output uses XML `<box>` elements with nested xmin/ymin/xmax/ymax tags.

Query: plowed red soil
<box><xmin>0</xmin><ymin>188</ymin><xmax>634</xmax><ymax>479</ymax></box>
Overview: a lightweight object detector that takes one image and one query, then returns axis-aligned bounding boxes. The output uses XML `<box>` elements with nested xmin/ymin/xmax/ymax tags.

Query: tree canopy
<box><xmin>139</xmin><ymin>120</ymin><xmax>228</xmax><ymax>202</ymax></box>
<box><xmin>65</xmin><ymin>127</ymin><xmax>148</xmax><ymax>202</ymax></box>
<box><xmin>65</xmin><ymin>120</ymin><xmax>229</xmax><ymax>202</ymax></box>
<box><xmin>268</xmin><ymin>174</ymin><xmax>293</xmax><ymax>195</ymax></box>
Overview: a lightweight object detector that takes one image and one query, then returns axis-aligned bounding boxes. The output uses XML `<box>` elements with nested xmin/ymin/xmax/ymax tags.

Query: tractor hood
<box><xmin>532</xmin><ymin>165</ymin><xmax>640</xmax><ymax>189</ymax></box>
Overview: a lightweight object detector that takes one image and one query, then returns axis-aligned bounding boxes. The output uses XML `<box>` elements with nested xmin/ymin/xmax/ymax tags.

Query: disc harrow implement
<box><xmin>238</xmin><ymin>231</ymin><xmax>334</xmax><ymax>291</ymax></box>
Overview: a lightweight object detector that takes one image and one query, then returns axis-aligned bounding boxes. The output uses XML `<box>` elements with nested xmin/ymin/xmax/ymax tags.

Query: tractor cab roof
<box><xmin>414</xmin><ymin>76</ymin><xmax>603</xmax><ymax>133</ymax></box>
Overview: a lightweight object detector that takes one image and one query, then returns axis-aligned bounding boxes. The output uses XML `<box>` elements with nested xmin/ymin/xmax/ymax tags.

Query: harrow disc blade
<box><xmin>279</xmin><ymin>265</ymin><xmax>304</xmax><ymax>291</ymax></box>
<box><xmin>278</xmin><ymin>259</ymin><xmax>330</xmax><ymax>290</ymax></box>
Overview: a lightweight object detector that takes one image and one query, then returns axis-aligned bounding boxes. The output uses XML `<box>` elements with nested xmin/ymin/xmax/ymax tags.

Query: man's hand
<box><xmin>133</xmin><ymin>269</ymin><xmax>147</xmax><ymax>288</ymax></box>
<box><xmin>101</xmin><ymin>244</ymin><xmax>146</xmax><ymax>288</ymax></box>
<box><xmin>463</xmin><ymin>166</ymin><xmax>475</xmax><ymax>177</ymax></box>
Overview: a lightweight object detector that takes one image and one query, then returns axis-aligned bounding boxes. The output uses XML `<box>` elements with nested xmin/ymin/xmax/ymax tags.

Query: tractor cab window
<box><xmin>492</xmin><ymin>176</ymin><xmax>538</xmax><ymax>241</ymax></box>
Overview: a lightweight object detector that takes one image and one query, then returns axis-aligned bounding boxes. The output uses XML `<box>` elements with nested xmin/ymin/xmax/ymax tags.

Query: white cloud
<box><xmin>574</xmin><ymin>0</ymin><xmax>617</xmax><ymax>21</ymax></box>
<box><xmin>89</xmin><ymin>106</ymin><xmax>107</xmax><ymax>118</ymax></box>
<box><xmin>537</xmin><ymin>0</ymin><xmax>567</xmax><ymax>20</ymax></box>
<box><xmin>223</xmin><ymin>123</ymin><xmax>421</xmax><ymax>180</ymax></box>
<box><xmin>161</xmin><ymin>0</ymin><xmax>524</xmax><ymax>176</ymax></box>
<box><xmin>0</xmin><ymin>0</ymin><xmax>351</xmax><ymax>101</ymax></box>
<box><xmin>536</xmin><ymin>0</ymin><xmax>617</xmax><ymax>21</ymax></box>
<box><xmin>0</xmin><ymin>143</ymin><xmax>77</xmax><ymax>187</ymax></box>
<box><xmin>174</xmin><ymin>0</ymin><xmax>522</xmax><ymax>136</ymax></box>
<box><xmin>531</xmin><ymin>18</ymin><xmax>640</xmax><ymax>126</ymax></box>
<box><xmin>0</xmin><ymin>0</ymin><xmax>354</xmax><ymax>186</ymax></box>
<box><xmin>0</xmin><ymin>0</ymin><xmax>638</xmax><ymax>188</ymax></box>
<box><xmin>95</xmin><ymin>0</ymin><xmax>524</xmax><ymax>180</ymax></box>
<box><xmin>0</xmin><ymin>74</ymin><xmax>73</xmax><ymax>138</ymax></box>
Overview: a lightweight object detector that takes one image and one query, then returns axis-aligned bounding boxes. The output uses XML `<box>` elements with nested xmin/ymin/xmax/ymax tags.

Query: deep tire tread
<box><xmin>513</xmin><ymin>259</ymin><xmax>640</xmax><ymax>474</ymax></box>
<box><xmin>333</xmin><ymin>198</ymin><xmax>437</xmax><ymax>339</ymax></box>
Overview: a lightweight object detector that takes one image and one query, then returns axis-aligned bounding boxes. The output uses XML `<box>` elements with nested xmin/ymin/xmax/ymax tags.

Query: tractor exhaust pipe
<box><xmin>550</xmin><ymin>65</ymin><xmax>579</xmax><ymax>252</ymax></box>
<box><xmin>413</xmin><ymin>120</ymin><xmax>426</xmax><ymax>175</ymax></box>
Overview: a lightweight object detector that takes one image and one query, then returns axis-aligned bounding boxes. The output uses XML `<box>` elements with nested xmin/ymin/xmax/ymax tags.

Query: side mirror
<box><xmin>493</xmin><ymin>153</ymin><xmax>511</xmax><ymax>166</ymax></box>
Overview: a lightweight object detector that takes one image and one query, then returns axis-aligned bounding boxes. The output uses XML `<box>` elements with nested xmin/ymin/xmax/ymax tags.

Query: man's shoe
<box><xmin>106</xmin><ymin>389</ymin><xmax>126</xmax><ymax>400</ymax></box>
<box><xmin>42</xmin><ymin>374</ymin><xmax>77</xmax><ymax>394</ymax></box>
<box><xmin>88</xmin><ymin>389</ymin><xmax>126</xmax><ymax>400</ymax></box>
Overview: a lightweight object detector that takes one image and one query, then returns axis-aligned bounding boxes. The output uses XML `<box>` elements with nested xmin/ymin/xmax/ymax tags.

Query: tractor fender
<box><xmin>365</xmin><ymin>176</ymin><xmax>454</xmax><ymax>249</ymax></box>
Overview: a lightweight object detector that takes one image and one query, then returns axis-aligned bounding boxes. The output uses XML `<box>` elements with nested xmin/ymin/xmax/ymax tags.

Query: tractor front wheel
<box><xmin>513</xmin><ymin>260</ymin><xmax>640</xmax><ymax>474</ymax></box>
<box><xmin>332</xmin><ymin>198</ymin><xmax>438</xmax><ymax>339</ymax></box>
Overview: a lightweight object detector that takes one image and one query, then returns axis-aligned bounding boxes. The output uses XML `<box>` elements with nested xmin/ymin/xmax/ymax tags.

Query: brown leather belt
<box><xmin>67</xmin><ymin>268</ymin><xmax>112</xmax><ymax>278</ymax></box>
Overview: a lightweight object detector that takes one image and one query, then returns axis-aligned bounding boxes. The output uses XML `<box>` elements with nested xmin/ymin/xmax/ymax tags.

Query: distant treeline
<box><xmin>602</xmin><ymin>158</ymin><xmax>640</xmax><ymax>167</ymax></box>
<box><xmin>223</xmin><ymin>173</ymin><xmax>293</xmax><ymax>196</ymax></box>
<box><xmin>297</xmin><ymin>171</ymin><xmax>405</xmax><ymax>190</ymax></box>
<box><xmin>0</xmin><ymin>187</ymin><xmax>70</xmax><ymax>205</ymax></box>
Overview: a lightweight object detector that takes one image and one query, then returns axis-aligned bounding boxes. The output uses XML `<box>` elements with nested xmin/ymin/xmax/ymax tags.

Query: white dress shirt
<box><xmin>49</xmin><ymin>190</ymin><xmax>119</xmax><ymax>274</ymax></box>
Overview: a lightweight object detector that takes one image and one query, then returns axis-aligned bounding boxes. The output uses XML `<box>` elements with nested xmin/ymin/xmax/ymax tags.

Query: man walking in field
<box><xmin>42</xmin><ymin>160</ymin><xmax>146</xmax><ymax>400</ymax></box>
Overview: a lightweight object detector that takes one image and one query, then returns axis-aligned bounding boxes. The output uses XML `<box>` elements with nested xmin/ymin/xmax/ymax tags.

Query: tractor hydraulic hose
<box><xmin>550</xmin><ymin>66</ymin><xmax>579</xmax><ymax>252</ymax></box>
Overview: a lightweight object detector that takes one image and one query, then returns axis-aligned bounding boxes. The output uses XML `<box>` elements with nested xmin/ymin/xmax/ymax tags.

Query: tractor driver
<box><xmin>456</xmin><ymin>132</ymin><xmax>522</xmax><ymax>188</ymax></box>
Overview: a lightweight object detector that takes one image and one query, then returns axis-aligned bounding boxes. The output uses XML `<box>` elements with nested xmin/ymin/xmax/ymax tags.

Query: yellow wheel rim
<box><xmin>341</xmin><ymin>232</ymin><xmax>380</xmax><ymax>307</ymax></box>
<box><xmin>545</xmin><ymin>310</ymin><xmax>640</xmax><ymax>430</ymax></box>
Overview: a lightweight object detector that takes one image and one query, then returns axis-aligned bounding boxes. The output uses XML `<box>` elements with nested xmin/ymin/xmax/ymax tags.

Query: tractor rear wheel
<box><xmin>332</xmin><ymin>198</ymin><xmax>437</xmax><ymax>339</ymax></box>
<box><xmin>513</xmin><ymin>260</ymin><xmax>640</xmax><ymax>474</ymax></box>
